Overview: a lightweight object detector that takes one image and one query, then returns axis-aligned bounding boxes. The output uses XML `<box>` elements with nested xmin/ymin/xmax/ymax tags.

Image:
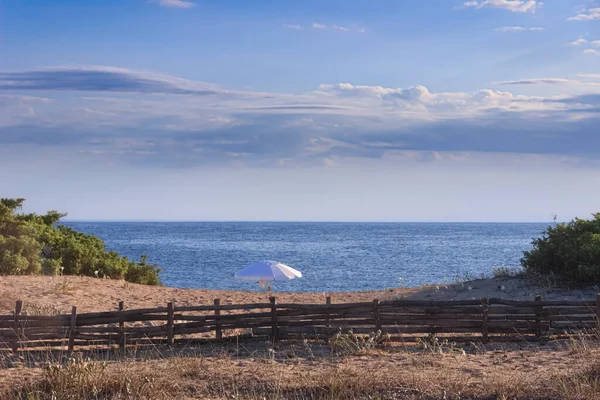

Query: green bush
<box><xmin>0</xmin><ymin>198</ymin><xmax>161</xmax><ymax>285</ymax></box>
<box><xmin>521</xmin><ymin>213</ymin><xmax>600</xmax><ymax>284</ymax></box>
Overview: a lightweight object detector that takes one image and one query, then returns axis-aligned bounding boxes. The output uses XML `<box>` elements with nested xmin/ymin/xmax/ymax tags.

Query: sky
<box><xmin>0</xmin><ymin>0</ymin><xmax>599</xmax><ymax>222</ymax></box>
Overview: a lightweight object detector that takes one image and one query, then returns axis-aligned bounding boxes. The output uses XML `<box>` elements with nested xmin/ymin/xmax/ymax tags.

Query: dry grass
<box><xmin>4</xmin><ymin>335</ymin><xmax>600</xmax><ymax>400</ymax></box>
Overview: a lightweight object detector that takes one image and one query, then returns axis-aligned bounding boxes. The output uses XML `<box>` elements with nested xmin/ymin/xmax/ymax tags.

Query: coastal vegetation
<box><xmin>0</xmin><ymin>198</ymin><xmax>160</xmax><ymax>285</ymax></box>
<box><xmin>521</xmin><ymin>213</ymin><xmax>600</xmax><ymax>285</ymax></box>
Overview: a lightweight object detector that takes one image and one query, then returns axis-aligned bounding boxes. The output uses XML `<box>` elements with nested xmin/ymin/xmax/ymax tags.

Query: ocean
<box><xmin>62</xmin><ymin>222</ymin><xmax>549</xmax><ymax>292</ymax></box>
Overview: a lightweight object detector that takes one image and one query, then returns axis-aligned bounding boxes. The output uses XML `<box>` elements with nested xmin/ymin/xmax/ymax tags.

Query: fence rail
<box><xmin>1</xmin><ymin>295</ymin><xmax>598</xmax><ymax>353</ymax></box>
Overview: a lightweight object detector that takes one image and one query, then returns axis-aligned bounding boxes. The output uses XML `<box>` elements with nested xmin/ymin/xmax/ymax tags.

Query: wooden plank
<box><xmin>186</xmin><ymin>311</ymin><xmax>273</xmax><ymax>321</ymax></box>
<box><xmin>167</xmin><ymin>302</ymin><xmax>174</xmax><ymax>346</ymax></box>
<box><xmin>173</xmin><ymin>326</ymin><xmax>212</xmax><ymax>335</ymax></box>
<box><xmin>482</xmin><ymin>297</ymin><xmax>489</xmax><ymax>343</ymax></box>
<box><xmin>596</xmin><ymin>294</ymin><xmax>600</xmax><ymax>327</ymax></box>
<box><xmin>118</xmin><ymin>301</ymin><xmax>125</xmax><ymax>349</ymax></box>
<box><xmin>270</xmin><ymin>297</ymin><xmax>278</xmax><ymax>341</ymax></box>
<box><xmin>68</xmin><ymin>306</ymin><xmax>77</xmax><ymax>354</ymax></box>
<box><xmin>326</xmin><ymin>297</ymin><xmax>331</xmax><ymax>328</ymax></box>
<box><xmin>379</xmin><ymin>320</ymin><xmax>482</xmax><ymax>328</ymax></box>
<box><xmin>381</xmin><ymin>299</ymin><xmax>484</xmax><ymax>306</ymax></box>
<box><xmin>76</xmin><ymin>325</ymin><xmax>170</xmax><ymax>334</ymax></box>
<box><xmin>535</xmin><ymin>295</ymin><xmax>542</xmax><ymax>338</ymax></box>
<box><xmin>12</xmin><ymin>300</ymin><xmax>22</xmax><ymax>353</ymax></box>
<box><xmin>276</xmin><ymin>308</ymin><xmax>374</xmax><ymax>318</ymax></box>
<box><xmin>489</xmin><ymin>298</ymin><xmax>595</xmax><ymax>307</ymax></box>
<box><xmin>21</xmin><ymin>326</ymin><xmax>70</xmax><ymax>336</ymax></box>
<box><xmin>487</xmin><ymin>306</ymin><xmax>538</xmax><ymax>315</ymax></box>
<box><xmin>214</xmin><ymin>299</ymin><xmax>222</xmax><ymax>341</ymax></box>
<box><xmin>75</xmin><ymin>307</ymin><xmax>168</xmax><ymax>319</ymax></box>
<box><xmin>276</xmin><ymin>302</ymin><xmax>375</xmax><ymax>310</ymax></box>
<box><xmin>552</xmin><ymin>321</ymin><xmax>598</xmax><ymax>329</ymax></box>
<box><xmin>374</xmin><ymin>299</ymin><xmax>381</xmax><ymax>332</ymax></box>
<box><xmin>379</xmin><ymin>306</ymin><xmax>484</xmax><ymax>315</ymax></box>
<box><xmin>378</xmin><ymin>313</ymin><xmax>482</xmax><ymax>321</ymax></box>
<box><xmin>76</xmin><ymin>314</ymin><xmax>169</xmax><ymax>326</ymax></box>
<box><xmin>542</xmin><ymin>307</ymin><xmax>596</xmax><ymax>315</ymax></box>
<box><xmin>176</xmin><ymin>303</ymin><xmax>271</xmax><ymax>312</ymax></box>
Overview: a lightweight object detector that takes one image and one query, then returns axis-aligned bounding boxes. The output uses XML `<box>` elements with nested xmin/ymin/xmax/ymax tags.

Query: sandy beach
<box><xmin>0</xmin><ymin>274</ymin><xmax>596</xmax><ymax>315</ymax></box>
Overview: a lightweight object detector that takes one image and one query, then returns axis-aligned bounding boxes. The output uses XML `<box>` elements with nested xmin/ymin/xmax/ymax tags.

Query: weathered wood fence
<box><xmin>2</xmin><ymin>295</ymin><xmax>598</xmax><ymax>352</ymax></box>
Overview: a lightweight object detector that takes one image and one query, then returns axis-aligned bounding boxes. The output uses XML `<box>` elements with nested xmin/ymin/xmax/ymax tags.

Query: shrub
<box><xmin>0</xmin><ymin>198</ymin><xmax>161</xmax><ymax>285</ymax></box>
<box><xmin>521</xmin><ymin>213</ymin><xmax>600</xmax><ymax>284</ymax></box>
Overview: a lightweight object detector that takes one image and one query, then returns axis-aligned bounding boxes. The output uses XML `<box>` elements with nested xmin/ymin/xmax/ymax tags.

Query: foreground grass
<box><xmin>5</xmin><ymin>335</ymin><xmax>600</xmax><ymax>400</ymax></box>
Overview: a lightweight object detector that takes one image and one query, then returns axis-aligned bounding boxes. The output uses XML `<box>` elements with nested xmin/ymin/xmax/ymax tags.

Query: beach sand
<box><xmin>0</xmin><ymin>274</ymin><xmax>595</xmax><ymax>314</ymax></box>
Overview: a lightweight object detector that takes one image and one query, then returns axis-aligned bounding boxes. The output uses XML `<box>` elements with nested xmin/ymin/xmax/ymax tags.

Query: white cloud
<box><xmin>1</xmin><ymin>66</ymin><xmax>600</xmax><ymax>168</ymax></box>
<box><xmin>568</xmin><ymin>7</ymin><xmax>600</xmax><ymax>21</ymax></box>
<box><xmin>495</xmin><ymin>26</ymin><xmax>526</xmax><ymax>32</ymax></box>
<box><xmin>153</xmin><ymin>0</ymin><xmax>195</xmax><ymax>8</ymax></box>
<box><xmin>282</xmin><ymin>24</ymin><xmax>302</xmax><ymax>30</ymax></box>
<box><xmin>312</xmin><ymin>23</ymin><xmax>327</xmax><ymax>29</ymax></box>
<box><xmin>463</xmin><ymin>0</ymin><xmax>541</xmax><ymax>13</ymax></box>
<box><xmin>495</xmin><ymin>26</ymin><xmax>544</xmax><ymax>32</ymax></box>
<box><xmin>358</xmin><ymin>28</ymin><xmax>366</xmax><ymax>33</ymax></box>
<box><xmin>494</xmin><ymin>78</ymin><xmax>577</xmax><ymax>85</ymax></box>
<box><xmin>333</xmin><ymin>25</ymin><xmax>349</xmax><ymax>31</ymax></box>
<box><xmin>591</xmin><ymin>40</ymin><xmax>600</xmax><ymax>47</ymax></box>
<box><xmin>583</xmin><ymin>49</ymin><xmax>600</xmax><ymax>55</ymax></box>
<box><xmin>569</xmin><ymin>38</ymin><xmax>588</xmax><ymax>46</ymax></box>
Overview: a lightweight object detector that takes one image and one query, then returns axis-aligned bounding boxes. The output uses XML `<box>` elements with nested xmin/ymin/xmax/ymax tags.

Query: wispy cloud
<box><xmin>495</xmin><ymin>26</ymin><xmax>544</xmax><ymax>32</ymax></box>
<box><xmin>493</xmin><ymin>78</ymin><xmax>576</xmax><ymax>85</ymax></box>
<box><xmin>569</xmin><ymin>37</ymin><xmax>588</xmax><ymax>46</ymax></box>
<box><xmin>592</xmin><ymin>40</ymin><xmax>600</xmax><ymax>47</ymax></box>
<box><xmin>332</xmin><ymin>25</ymin><xmax>349</xmax><ymax>31</ymax></box>
<box><xmin>1</xmin><ymin>66</ymin><xmax>599</xmax><ymax>167</ymax></box>
<box><xmin>0</xmin><ymin>66</ymin><xmax>223</xmax><ymax>95</ymax></box>
<box><xmin>463</xmin><ymin>0</ymin><xmax>541</xmax><ymax>13</ymax></box>
<box><xmin>282</xmin><ymin>24</ymin><xmax>302</xmax><ymax>30</ymax></box>
<box><xmin>312</xmin><ymin>23</ymin><xmax>327</xmax><ymax>29</ymax></box>
<box><xmin>568</xmin><ymin>7</ymin><xmax>600</xmax><ymax>21</ymax></box>
<box><xmin>358</xmin><ymin>28</ymin><xmax>366</xmax><ymax>33</ymax></box>
<box><xmin>152</xmin><ymin>0</ymin><xmax>195</xmax><ymax>9</ymax></box>
<box><xmin>583</xmin><ymin>49</ymin><xmax>600</xmax><ymax>55</ymax></box>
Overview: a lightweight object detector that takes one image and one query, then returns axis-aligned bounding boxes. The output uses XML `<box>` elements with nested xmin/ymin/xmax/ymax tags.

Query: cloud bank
<box><xmin>1</xmin><ymin>66</ymin><xmax>599</xmax><ymax>168</ymax></box>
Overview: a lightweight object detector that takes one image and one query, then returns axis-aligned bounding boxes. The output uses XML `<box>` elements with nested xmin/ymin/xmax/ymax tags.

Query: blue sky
<box><xmin>1</xmin><ymin>0</ymin><xmax>600</xmax><ymax>222</ymax></box>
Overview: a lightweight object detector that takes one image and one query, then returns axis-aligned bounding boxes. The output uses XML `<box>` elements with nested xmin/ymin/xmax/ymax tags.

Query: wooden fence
<box><xmin>1</xmin><ymin>295</ymin><xmax>598</xmax><ymax>353</ymax></box>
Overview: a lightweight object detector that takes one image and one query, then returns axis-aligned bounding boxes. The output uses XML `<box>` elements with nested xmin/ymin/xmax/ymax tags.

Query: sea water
<box><xmin>62</xmin><ymin>222</ymin><xmax>548</xmax><ymax>292</ymax></box>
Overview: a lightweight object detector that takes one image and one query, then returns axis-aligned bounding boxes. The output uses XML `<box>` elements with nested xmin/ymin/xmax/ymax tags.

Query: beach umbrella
<box><xmin>235</xmin><ymin>260</ymin><xmax>302</xmax><ymax>289</ymax></box>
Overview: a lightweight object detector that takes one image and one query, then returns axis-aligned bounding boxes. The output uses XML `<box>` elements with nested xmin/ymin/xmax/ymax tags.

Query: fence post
<box><xmin>326</xmin><ymin>296</ymin><xmax>331</xmax><ymax>330</ymax></box>
<box><xmin>167</xmin><ymin>302</ymin><xmax>174</xmax><ymax>345</ymax></box>
<box><xmin>373</xmin><ymin>299</ymin><xmax>381</xmax><ymax>332</ymax></box>
<box><xmin>535</xmin><ymin>295</ymin><xmax>542</xmax><ymax>338</ymax></box>
<box><xmin>68</xmin><ymin>306</ymin><xmax>77</xmax><ymax>355</ymax></box>
<box><xmin>118</xmin><ymin>301</ymin><xmax>125</xmax><ymax>349</ymax></box>
<box><xmin>482</xmin><ymin>297</ymin><xmax>489</xmax><ymax>344</ymax></box>
<box><xmin>12</xmin><ymin>300</ymin><xmax>23</xmax><ymax>353</ymax></box>
<box><xmin>270</xmin><ymin>296</ymin><xmax>278</xmax><ymax>342</ymax></box>
<box><xmin>214</xmin><ymin>299</ymin><xmax>222</xmax><ymax>341</ymax></box>
<box><xmin>596</xmin><ymin>294</ymin><xmax>600</xmax><ymax>329</ymax></box>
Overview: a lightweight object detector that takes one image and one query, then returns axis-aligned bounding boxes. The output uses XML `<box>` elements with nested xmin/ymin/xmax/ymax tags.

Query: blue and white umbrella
<box><xmin>235</xmin><ymin>260</ymin><xmax>302</xmax><ymax>288</ymax></box>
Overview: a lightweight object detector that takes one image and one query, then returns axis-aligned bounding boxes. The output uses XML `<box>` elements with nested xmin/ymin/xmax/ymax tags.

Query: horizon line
<box><xmin>60</xmin><ymin>219</ymin><xmax>557</xmax><ymax>224</ymax></box>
